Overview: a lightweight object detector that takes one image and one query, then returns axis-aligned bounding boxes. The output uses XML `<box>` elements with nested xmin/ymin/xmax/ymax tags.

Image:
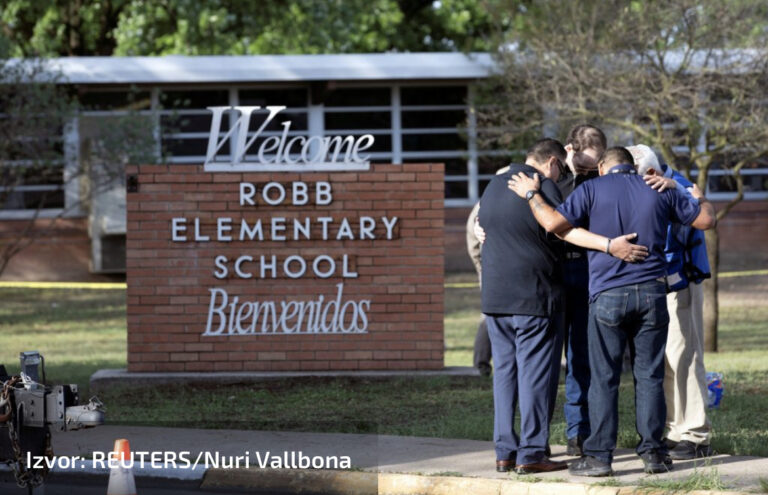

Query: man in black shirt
<box><xmin>475</xmin><ymin>126</ymin><xmax>608</xmax><ymax>457</ymax></box>
<box><xmin>479</xmin><ymin>139</ymin><xmax>569</xmax><ymax>474</ymax></box>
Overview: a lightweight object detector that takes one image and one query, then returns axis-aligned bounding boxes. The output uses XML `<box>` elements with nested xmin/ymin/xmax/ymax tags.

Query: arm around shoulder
<box><xmin>507</xmin><ymin>172</ymin><xmax>572</xmax><ymax>234</ymax></box>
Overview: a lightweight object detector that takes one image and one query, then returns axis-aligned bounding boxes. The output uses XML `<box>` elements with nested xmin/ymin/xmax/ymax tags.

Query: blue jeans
<box><xmin>563</xmin><ymin>284</ymin><xmax>590</xmax><ymax>439</ymax></box>
<box><xmin>582</xmin><ymin>280</ymin><xmax>670</xmax><ymax>464</ymax></box>
<box><xmin>486</xmin><ymin>314</ymin><xmax>560</xmax><ymax>465</ymax></box>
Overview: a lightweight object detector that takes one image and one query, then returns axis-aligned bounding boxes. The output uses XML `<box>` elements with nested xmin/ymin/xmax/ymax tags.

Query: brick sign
<box><xmin>125</xmin><ymin>163</ymin><xmax>445</xmax><ymax>372</ymax></box>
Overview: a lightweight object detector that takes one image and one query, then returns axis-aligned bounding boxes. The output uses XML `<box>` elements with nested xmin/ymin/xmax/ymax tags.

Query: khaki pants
<box><xmin>664</xmin><ymin>282</ymin><xmax>712</xmax><ymax>445</ymax></box>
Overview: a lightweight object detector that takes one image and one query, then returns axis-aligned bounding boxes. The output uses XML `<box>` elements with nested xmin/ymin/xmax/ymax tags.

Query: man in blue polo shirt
<box><xmin>507</xmin><ymin>147</ymin><xmax>716</xmax><ymax>476</ymax></box>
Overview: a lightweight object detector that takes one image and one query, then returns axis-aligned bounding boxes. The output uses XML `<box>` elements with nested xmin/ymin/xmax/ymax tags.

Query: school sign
<box><xmin>125</xmin><ymin>108</ymin><xmax>445</xmax><ymax>372</ymax></box>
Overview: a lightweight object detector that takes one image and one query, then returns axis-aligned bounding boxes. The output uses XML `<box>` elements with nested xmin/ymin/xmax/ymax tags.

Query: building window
<box><xmin>1</xmin><ymin>163</ymin><xmax>65</xmax><ymax>210</ymax></box>
<box><xmin>322</xmin><ymin>87</ymin><xmax>393</xmax><ymax>164</ymax></box>
<box><xmin>0</xmin><ymin>127</ymin><xmax>68</xmax><ymax>217</ymax></box>
<box><xmin>159</xmin><ymin>89</ymin><xmax>229</xmax><ymax>160</ymax></box>
<box><xmin>703</xmin><ymin>158</ymin><xmax>768</xmax><ymax>199</ymax></box>
<box><xmin>399</xmin><ymin>85</ymin><xmax>474</xmax><ymax>203</ymax></box>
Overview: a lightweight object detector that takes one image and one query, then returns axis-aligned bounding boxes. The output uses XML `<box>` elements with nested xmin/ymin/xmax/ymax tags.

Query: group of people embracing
<box><xmin>469</xmin><ymin>125</ymin><xmax>716</xmax><ymax>476</ymax></box>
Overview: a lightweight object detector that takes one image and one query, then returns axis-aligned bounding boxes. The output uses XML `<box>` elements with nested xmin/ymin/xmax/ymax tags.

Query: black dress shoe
<box><xmin>640</xmin><ymin>449</ymin><xmax>673</xmax><ymax>474</ymax></box>
<box><xmin>663</xmin><ymin>437</ymin><xmax>678</xmax><ymax>449</ymax></box>
<box><xmin>515</xmin><ymin>457</ymin><xmax>567</xmax><ymax>474</ymax></box>
<box><xmin>566</xmin><ymin>435</ymin><xmax>585</xmax><ymax>456</ymax></box>
<box><xmin>568</xmin><ymin>455</ymin><xmax>612</xmax><ymax>477</ymax></box>
<box><xmin>669</xmin><ymin>440</ymin><xmax>714</xmax><ymax>460</ymax></box>
<box><xmin>496</xmin><ymin>454</ymin><xmax>516</xmax><ymax>472</ymax></box>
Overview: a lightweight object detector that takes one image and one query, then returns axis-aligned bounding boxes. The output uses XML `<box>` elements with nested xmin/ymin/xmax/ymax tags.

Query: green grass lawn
<box><xmin>0</xmin><ymin>288</ymin><xmax>126</xmax><ymax>387</ymax></box>
<box><xmin>1</xmin><ymin>281</ymin><xmax>766</xmax><ymax>457</ymax></box>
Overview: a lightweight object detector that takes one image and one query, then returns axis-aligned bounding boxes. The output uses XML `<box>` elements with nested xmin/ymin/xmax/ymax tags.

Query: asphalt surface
<box><xmin>48</xmin><ymin>426</ymin><xmax>768</xmax><ymax>491</ymax></box>
<box><xmin>2</xmin><ymin>426</ymin><xmax>765</xmax><ymax>494</ymax></box>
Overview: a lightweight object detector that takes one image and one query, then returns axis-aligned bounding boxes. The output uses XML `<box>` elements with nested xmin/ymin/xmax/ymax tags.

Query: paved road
<box><xmin>50</xmin><ymin>425</ymin><xmax>768</xmax><ymax>492</ymax></box>
<box><xmin>3</xmin><ymin>426</ymin><xmax>764</xmax><ymax>493</ymax></box>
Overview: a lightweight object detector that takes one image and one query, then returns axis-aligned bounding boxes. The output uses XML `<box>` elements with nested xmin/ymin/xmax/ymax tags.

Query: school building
<box><xmin>1</xmin><ymin>52</ymin><xmax>766</xmax><ymax>281</ymax></box>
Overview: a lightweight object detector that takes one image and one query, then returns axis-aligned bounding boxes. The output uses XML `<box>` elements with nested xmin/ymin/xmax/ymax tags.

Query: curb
<box><xmin>201</xmin><ymin>469</ymin><xmax>754</xmax><ymax>495</ymax></box>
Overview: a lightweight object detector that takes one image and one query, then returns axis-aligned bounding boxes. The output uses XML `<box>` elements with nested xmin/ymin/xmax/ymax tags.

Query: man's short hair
<box><xmin>599</xmin><ymin>146</ymin><xmax>635</xmax><ymax>168</ymax></box>
<box><xmin>526</xmin><ymin>138</ymin><xmax>567</xmax><ymax>165</ymax></box>
<box><xmin>566</xmin><ymin>125</ymin><xmax>607</xmax><ymax>154</ymax></box>
<box><xmin>627</xmin><ymin>144</ymin><xmax>662</xmax><ymax>175</ymax></box>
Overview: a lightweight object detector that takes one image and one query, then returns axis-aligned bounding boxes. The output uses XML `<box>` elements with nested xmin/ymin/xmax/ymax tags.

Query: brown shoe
<box><xmin>496</xmin><ymin>458</ymin><xmax>515</xmax><ymax>473</ymax></box>
<box><xmin>515</xmin><ymin>457</ymin><xmax>568</xmax><ymax>474</ymax></box>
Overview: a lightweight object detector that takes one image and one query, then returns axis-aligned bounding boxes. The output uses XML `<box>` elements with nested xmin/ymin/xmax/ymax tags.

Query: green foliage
<box><xmin>636</xmin><ymin>466</ymin><xmax>727</xmax><ymax>492</ymax></box>
<box><xmin>0</xmin><ymin>0</ymin><xmax>500</xmax><ymax>57</ymax></box>
<box><xmin>514</xmin><ymin>474</ymin><xmax>543</xmax><ymax>483</ymax></box>
<box><xmin>759</xmin><ymin>477</ymin><xmax>768</xmax><ymax>494</ymax></box>
<box><xmin>592</xmin><ymin>477</ymin><xmax>623</xmax><ymax>487</ymax></box>
<box><xmin>428</xmin><ymin>471</ymin><xmax>465</xmax><ymax>477</ymax></box>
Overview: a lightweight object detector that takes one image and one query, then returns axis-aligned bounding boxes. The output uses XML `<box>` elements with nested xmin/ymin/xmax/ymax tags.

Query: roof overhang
<box><xmin>32</xmin><ymin>52</ymin><xmax>496</xmax><ymax>84</ymax></box>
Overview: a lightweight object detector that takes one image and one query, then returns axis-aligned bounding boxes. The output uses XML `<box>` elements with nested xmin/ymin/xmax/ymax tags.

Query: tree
<box><xmin>0</xmin><ymin>0</ymin><xmax>498</xmax><ymax>57</ymax></box>
<box><xmin>0</xmin><ymin>59</ymin><xmax>74</xmax><ymax>274</ymax></box>
<box><xmin>483</xmin><ymin>0</ymin><xmax>768</xmax><ymax>351</ymax></box>
<box><xmin>0</xmin><ymin>58</ymin><xmax>157</xmax><ymax>276</ymax></box>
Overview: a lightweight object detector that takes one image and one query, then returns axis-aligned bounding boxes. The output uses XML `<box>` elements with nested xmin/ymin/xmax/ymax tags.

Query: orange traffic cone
<box><xmin>107</xmin><ymin>439</ymin><xmax>137</xmax><ymax>495</ymax></box>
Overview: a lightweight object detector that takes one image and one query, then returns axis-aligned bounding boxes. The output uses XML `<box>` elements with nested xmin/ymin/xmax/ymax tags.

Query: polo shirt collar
<box><xmin>608</xmin><ymin>163</ymin><xmax>637</xmax><ymax>174</ymax></box>
<box><xmin>662</xmin><ymin>164</ymin><xmax>674</xmax><ymax>179</ymax></box>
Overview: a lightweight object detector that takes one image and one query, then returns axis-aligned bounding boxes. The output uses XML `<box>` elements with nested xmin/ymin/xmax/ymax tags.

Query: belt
<box><xmin>564</xmin><ymin>252</ymin><xmax>583</xmax><ymax>260</ymax></box>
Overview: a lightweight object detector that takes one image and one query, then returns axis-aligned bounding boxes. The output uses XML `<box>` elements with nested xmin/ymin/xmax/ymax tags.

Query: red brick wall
<box><xmin>0</xmin><ymin>218</ymin><xmax>114</xmax><ymax>282</ymax></box>
<box><xmin>125</xmin><ymin>163</ymin><xmax>444</xmax><ymax>372</ymax></box>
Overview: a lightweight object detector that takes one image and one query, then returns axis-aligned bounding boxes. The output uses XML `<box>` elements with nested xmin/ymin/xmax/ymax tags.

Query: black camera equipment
<box><xmin>1</xmin><ymin>351</ymin><xmax>105</xmax><ymax>490</ymax></box>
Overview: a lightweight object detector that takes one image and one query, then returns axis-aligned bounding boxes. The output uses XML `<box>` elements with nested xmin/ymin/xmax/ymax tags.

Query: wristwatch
<box><xmin>525</xmin><ymin>190</ymin><xmax>540</xmax><ymax>202</ymax></box>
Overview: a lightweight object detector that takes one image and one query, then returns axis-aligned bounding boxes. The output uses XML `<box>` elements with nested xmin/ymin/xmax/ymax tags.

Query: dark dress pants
<box><xmin>582</xmin><ymin>280</ymin><xmax>670</xmax><ymax>464</ymax></box>
<box><xmin>486</xmin><ymin>314</ymin><xmax>559</xmax><ymax>465</ymax></box>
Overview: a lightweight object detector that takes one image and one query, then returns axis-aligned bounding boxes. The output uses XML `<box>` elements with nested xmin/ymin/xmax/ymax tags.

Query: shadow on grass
<box><xmin>99</xmin><ymin>376</ymin><xmax>496</xmax><ymax>440</ymax></box>
<box><xmin>0</xmin><ymin>303</ymin><xmax>125</xmax><ymax>327</ymax></box>
<box><xmin>1</xmin><ymin>289</ymin><xmax>125</xmax><ymax>331</ymax></box>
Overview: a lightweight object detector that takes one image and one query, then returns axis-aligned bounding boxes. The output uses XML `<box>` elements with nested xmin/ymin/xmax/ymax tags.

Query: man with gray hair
<box><xmin>628</xmin><ymin>144</ymin><xmax>714</xmax><ymax>460</ymax></box>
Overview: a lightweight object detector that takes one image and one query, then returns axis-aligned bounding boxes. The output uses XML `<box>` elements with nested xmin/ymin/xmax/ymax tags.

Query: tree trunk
<box><xmin>703</xmin><ymin>227</ymin><xmax>719</xmax><ymax>352</ymax></box>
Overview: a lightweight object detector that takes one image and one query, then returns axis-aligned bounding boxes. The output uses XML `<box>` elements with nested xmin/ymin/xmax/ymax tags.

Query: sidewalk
<box><xmin>49</xmin><ymin>426</ymin><xmax>765</xmax><ymax>494</ymax></box>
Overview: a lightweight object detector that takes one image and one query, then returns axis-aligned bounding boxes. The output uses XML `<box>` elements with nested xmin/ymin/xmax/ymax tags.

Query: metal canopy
<box><xmin>45</xmin><ymin>52</ymin><xmax>495</xmax><ymax>84</ymax></box>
